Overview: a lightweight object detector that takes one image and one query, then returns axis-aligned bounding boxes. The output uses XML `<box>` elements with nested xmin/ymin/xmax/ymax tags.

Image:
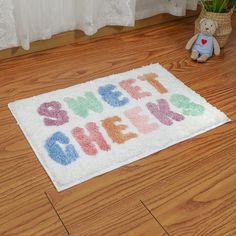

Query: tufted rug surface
<box><xmin>9</xmin><ymin>64</ymin><xmax>230</xmax><ymax>191</ymax></box>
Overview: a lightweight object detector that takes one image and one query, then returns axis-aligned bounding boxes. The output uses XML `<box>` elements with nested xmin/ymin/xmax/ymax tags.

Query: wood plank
<box><xmin>0</xmin><ymin>131</ymin><xmax>67</xmax><ymax>235</ymax></box>
<box><xmin>0</xmin><ymin>15</ymin><xmax>235</xmax><ymax>235</ymax></box>
<box><xmin>47</xmin><ymin>195</ymin><xmax>168</xmax><ymax>236</ymax></box>
<box><xmin>139</xmin><ymin>146</ymin><xmax>236</xmax><ymax>236</ymax></box>
<box><xmin>0</xmin><ymin>192</ymin><xmax>67</xmax><ymax>235</ymax></box>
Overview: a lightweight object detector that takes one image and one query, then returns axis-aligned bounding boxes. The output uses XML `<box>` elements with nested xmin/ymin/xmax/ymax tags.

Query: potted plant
<box><xmin>195</xmin><ymin>0</ymin><xmax>236</xmax><ymax>47</ymax></box>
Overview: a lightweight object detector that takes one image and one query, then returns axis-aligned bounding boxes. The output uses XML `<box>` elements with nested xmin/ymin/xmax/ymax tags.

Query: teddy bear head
<box><xmin>200</xmin><ymin>18</ymin><xmax>218</xmax><ymax>36</ymax></box>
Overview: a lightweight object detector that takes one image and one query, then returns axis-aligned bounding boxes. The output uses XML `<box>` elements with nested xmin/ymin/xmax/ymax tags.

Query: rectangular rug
<box><xmin>8</xmin><ymin>64</ymin><xmax>230</xmax><ymax>191</ymax></box>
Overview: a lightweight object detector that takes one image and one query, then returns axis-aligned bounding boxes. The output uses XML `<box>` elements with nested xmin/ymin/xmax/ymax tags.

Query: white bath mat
<box><xmin>8</xmin><ymin>64</ymin><xmax>230</xmax><ymax>191</ymax></box>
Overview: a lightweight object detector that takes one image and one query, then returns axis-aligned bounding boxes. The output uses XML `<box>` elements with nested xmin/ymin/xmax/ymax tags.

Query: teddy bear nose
<box><xmin>206</xmin><ymin>27</ymin><xmax>209</xmax><ymax>30</ymax></box>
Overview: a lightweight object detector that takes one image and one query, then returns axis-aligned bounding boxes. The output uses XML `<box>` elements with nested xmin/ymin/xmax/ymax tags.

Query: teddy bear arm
<box><xmin>213</xmin><ymin>37</ymin><xmax>220</xmax><ymax>56</ymax></box>
<box><xmin>185</xmin><ymin>34</ymin><xmax>198</xmax><ymax>50</ymax></box>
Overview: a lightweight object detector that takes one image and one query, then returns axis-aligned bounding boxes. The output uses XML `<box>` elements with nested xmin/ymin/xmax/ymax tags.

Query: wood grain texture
<box><xmin>0</xmin><ymin>16</ymin><xmax>235</xmax><ymax>235</ymax></box>
<box><xmin>0</xmin><ymin>192</ymin><xmax>67</xmax><ymax>235</ymax></box>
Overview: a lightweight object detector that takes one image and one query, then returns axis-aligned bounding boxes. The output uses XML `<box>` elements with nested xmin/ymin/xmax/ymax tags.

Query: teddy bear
<box><xmin>186</xmin><ymin>18</ymin><xmax>221</xmax><ymax>62</ymax></box>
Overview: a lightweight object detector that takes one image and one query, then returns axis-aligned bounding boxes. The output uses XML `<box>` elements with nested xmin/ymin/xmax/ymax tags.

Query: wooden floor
<box><xmin>0</xmin><ymin>16</ymin><xmax>236</xmax><ymax>236</ymax></box>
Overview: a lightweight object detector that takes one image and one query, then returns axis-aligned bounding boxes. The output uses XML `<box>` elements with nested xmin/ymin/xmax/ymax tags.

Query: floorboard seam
<box><xmin>140</xmin><ymin>199</ymin><xmax>170</xmax><ymax>236</ymax></box>
<box><xmin>44</xmin><ymin>192</ymin><xmax>70</xmax><ymax>235</ymax></box>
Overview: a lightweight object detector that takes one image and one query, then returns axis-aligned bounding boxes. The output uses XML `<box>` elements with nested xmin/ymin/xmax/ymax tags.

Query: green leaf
<box><xmin>201</xmin><ymin>0</ymin><xmax>232</xmax><ymax>12</ymax></box>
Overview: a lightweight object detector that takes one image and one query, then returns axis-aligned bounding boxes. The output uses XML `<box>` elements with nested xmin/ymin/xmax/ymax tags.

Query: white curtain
<box><xmin>136</xmin><ymin>0</ymin><xmax>198</xmax><ymax>19</ymax></box>
<box><xmin>0</xmin><ymin>0</ymin><xmax>18</xmax><ymax>49</ymax></box>
<box><xmin>0</xmin><ymin>0</ymin><xmax>198</xmax><ymax>51</ymax></box>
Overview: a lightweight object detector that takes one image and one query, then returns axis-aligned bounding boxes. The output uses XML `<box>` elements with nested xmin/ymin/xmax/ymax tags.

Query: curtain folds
<box><xmin>0</xmin><ymin>0</ymin><xmax>198</xmax><ymax>50</ymax></box>
<box><xmin>0</xmin><ymin>0</ymin><xmax>18</xmax><ymax>49</ymax></box>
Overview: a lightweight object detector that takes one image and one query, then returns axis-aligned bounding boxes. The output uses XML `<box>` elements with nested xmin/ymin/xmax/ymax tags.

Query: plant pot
<box><xmin>195</xmin><ymin>8</ymin><xmax>233</xmax><ymax>48</ymax></box>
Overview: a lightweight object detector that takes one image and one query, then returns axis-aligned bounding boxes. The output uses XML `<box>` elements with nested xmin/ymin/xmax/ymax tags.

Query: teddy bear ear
<box><xmin>200</xmin><ymin>18</ymin><xmax>207</xmax><ymax>25</ymax></box>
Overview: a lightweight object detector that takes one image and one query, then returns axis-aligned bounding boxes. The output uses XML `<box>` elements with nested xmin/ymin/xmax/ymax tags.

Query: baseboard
<box><xmin>0</xmin><ymin>9</ymin><xmax>200</xmax><ymax>60</ymax></box>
